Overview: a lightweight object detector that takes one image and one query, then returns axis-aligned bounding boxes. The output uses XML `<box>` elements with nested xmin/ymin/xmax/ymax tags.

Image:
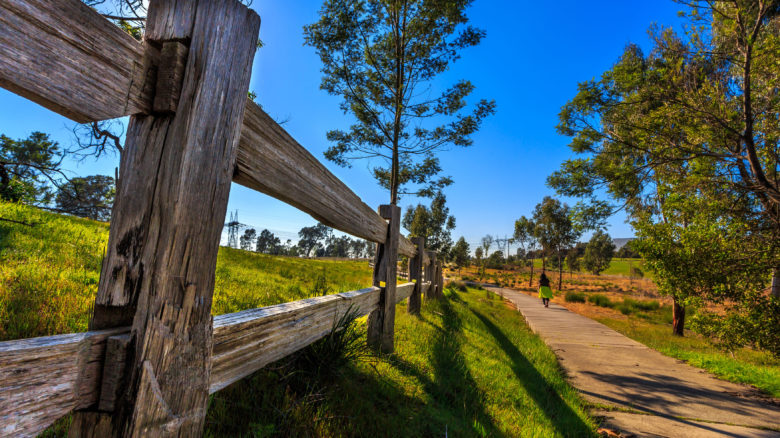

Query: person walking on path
<box><xmin>539</xmin><ymin>271</ymin><xmax>553</xmax><ymax>307</ymax></box>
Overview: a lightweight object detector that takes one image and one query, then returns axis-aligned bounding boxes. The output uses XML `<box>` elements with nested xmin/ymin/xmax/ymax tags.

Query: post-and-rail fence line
<box><xmin>0</xmin><ymin>0</ymin><xmax>447</xmax><ymax>436</ymax></box>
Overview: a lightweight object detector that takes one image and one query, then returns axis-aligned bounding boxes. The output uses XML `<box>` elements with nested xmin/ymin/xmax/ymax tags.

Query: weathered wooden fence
<box><xmin>0</xmin><ymin>0</ymin><xmax>447</xmax><ymax>436</ymax></box>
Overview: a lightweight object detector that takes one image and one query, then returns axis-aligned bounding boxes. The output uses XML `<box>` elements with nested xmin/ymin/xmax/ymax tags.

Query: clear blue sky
<box><xmin>0</xmin><ymin>0</ymin><xmax>685</xmax><ymax>251</ymax></box>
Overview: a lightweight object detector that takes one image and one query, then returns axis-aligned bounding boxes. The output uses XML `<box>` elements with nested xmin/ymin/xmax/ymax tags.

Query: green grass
<box><xmin>564</xmin><ymin>291</ymin><xmax>586</xmax><ymax>303</ymax></box>
<box><xmin>595</xmin><ymin>316</ymin><xmax>780</xmax><ymax>398</ymax></box>
<box><xmin>0</xmin><ymin>200</ymin><xmax>372</xmax><ymax>341</ymax></box>
<box><xmin>206</xmin><ymin>287</ymin><xmax>596</xmax><ymax>437</ymax></box>
<box><xmin>2</xmin><ymin>201</ymin><xmax>596</xmax><ymax>436</ymax></box>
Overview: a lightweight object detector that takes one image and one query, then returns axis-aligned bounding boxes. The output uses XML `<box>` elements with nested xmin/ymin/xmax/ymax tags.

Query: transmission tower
<box><xmin>224</xmin><ymin>210</ymin><xmax>246</xmax><ymax>248</ymax></box>
<box><xmin>493</xmin><ymin>235</ymin><xmax>513</xmax><ymax>259</ymax></box>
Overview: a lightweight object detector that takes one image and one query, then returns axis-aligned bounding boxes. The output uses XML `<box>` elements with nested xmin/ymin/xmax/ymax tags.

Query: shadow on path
<box><xmin>470</xmin><ymin>309</ymin><xmax>593</xmax><ymax>437</ymax></box>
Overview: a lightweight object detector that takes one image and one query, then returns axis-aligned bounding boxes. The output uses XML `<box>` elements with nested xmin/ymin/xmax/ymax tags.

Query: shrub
<box><xmin>615</xmin><ymin>303</ymin><xmax>633</xmax><ymax>315</ymax></box>
<box><xmin>588</xmin><ymin>294</ymin><xmax>614</xmax><ymax>308</ymax></box>
<box><xmin>565</xmin><ymin>292</ymin><xmax>586</xmax><ymax>303</ymax></box>
<box><xmin>623</xmin><ymin>298</ymin><xmax>659</xmax><ymax>312</ymax></box>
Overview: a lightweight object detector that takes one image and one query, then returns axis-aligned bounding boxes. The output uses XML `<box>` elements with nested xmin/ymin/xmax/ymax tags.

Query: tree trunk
<box><xmin>558</xmin><ymin>253</ymin><xmax>563</xmax><ymax>290</ymax></box>
<box><xmin>528</xmin><ymin>257</ymin><xmax>534</xmax><ymax>287</ymax></box>
<box><xmin>772</xmin><ymin>267</ymin><xmax>779</xmax><ymax>299</ymax></box>
<box><xmin>672</xmin><ymin>298</ymin><xmax>685</xmax><ymax>336</ymax></box>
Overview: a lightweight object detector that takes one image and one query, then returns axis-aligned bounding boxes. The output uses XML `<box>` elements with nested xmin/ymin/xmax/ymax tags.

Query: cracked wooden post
<box><xmin>69</xmin><ymin>0</ymin><xmax>260</xmax><ymax>436</ymax></box>
<box><xmin>407</xmin><ymin>237</ymin><xmax>424</xmax><ymax>315</ymax></box>
<box><xmin>367</xmin><ymin>204</ymin><xmax>400</xmax><ymax>353</ymax></box>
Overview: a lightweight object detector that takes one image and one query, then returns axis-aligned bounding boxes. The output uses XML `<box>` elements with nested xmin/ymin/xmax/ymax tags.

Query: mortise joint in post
<box><xmin>97</xmin><ymin>333</ymin><xmax>132</xmax><ymax>412</ymax></box>
<box><xmin>152</xmin><ymin>41</ymin><xmax>189</xmax><ymax>114</ymax></box>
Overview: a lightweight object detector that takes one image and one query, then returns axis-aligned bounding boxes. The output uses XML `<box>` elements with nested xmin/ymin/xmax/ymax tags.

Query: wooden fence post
<box><xmin>426</xmin><ymin>251</ymin><xmax>437</xmax><ymax>300</ymax></box>
<box><xmin>437</xmin><ymin>261</ymin><xmax>444</xmax><ymax>297</ymax></box>
<box><xmin>367</xmin><ymin>204</ymin><xmax>400</xmax><ymax>353</ymax></box>
<box><xmin>407</xmin><ymin>237</ymin><xmax>424</xmax><ymax>315</ymax></box>
<box><xmin>69</xmin><ymin>1</ymin><xmax>260</xmax><ymax>436</ymax></box>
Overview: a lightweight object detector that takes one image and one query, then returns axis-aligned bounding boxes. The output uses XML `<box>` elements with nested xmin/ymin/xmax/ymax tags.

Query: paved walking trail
<box><xmin>485</xmin><ymin>286</ymin><xmax>780</xmax><ymax>438</ymax></box>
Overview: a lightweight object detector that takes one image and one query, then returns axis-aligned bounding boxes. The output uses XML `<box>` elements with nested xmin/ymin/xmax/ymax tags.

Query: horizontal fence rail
<box><xmin>0</xmin><ymin>0</ymin><xmax>417</xmax><ymax>258</ymax></box>
<box><xmin>0</xmin><ymin>282</ymin><xmax>428</xmax><ymax>437</ymax></box>
<box><xmin>236</xmin><ymin>101</ymin><xmax>417</xmax><ymax>258</ymax></box>
<box><xmin>0</xmin><ymin>0</ymin><xmax>155</xmax><ymax>123</ymax></box>
<box><xmin>0</xmin><ymin>0</ymin><xmax>445</xmax><ymax>434</ymax></box>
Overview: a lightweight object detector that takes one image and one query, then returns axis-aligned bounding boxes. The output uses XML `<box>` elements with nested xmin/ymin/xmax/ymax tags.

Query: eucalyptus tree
<box><xmin>480</xmin><ymin>235</ymin><xmax>493</xmax><ymax>275</ymax></box>
<box><xmin>304</xmin><ymin>0</ymin><xmax>496</xmax><ymax>204</ymax></box>
<box><xmin>402</xmin><ymin>192</ymin><xmax>456</xmax><ymax>258</ymax></box>
<box><xmin>550</xmin><ymin>0</ymin><xmax>780</xmax><ymax>339</ymax></box>
<box><xmin>513</xmin><ymin>216</ymin><xmax>538</xmax><ymax>286</ymax></box>
<box><xmin>450</xmin><ymin>237</ymin><xmax>470</xmax><ymax>274</ymax></box>
<box><xmin>474</xmin><ymin>247</ymin><xmax>484</xmax><ymax>279</ymax></box>
<box><xmin>55</xmin><ymin>175</ymin><xmax>115</xmax><ymax>221</ymax></box>
<box><xmin>582</xmin><ymin>231</ymin><xmax>614</xmax><ymax>276</ymax></box>
<box><xmin>1</xmin><ymin>132</ymin><xmax>64</xmax><ymax>205</ymax></box>
<box><xmin>551</xmin><ymin>1</ymin><xmax>780</xmax><ymax>295</ymax></box>
<box><xmin>532</xmin><ymin>197</ymin><xmax>580</xmax><ymax>290</ymax></box>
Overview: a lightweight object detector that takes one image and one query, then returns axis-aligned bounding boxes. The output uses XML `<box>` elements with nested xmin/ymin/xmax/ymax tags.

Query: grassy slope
<box><xmin>207</xmin><ymin>287</ymin><xmax>596</xmax><ymax>437</ymax></box>
<box><xmin>0</xmin><ymin>200</ymin><xmax>371</xmax><ymax>340</ymax></box>
<box><xmin>2</xmin><ymin>201</ymin><xmax>595</xmax><ymax>437</ymax></box>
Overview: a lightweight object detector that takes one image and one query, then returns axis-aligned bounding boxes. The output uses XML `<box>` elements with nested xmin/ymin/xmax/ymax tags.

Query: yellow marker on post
<box><xmin>379</xmin><ymin>281</ymin><xmax>386</xmax><ymax>287</ymax></box>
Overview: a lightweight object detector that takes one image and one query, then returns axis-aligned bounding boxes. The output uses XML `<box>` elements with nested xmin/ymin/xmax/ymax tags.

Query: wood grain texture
<box><xmin>152</xmin><ymin>41</ymin><xmax>188</xmax><ymax>114</ymax></box>
<box><xmin>76</xmin><ymin>0</ymin><xmax>261</xmax><ymax>436</ymax></box>
<box><xmin>235</xmin><ymin>102</ymin><xmax>417</xmax><ymax>258</ymax></box>
<box><xmin>0</xmin><ymin>279</ymin><xmax>421</xmax><ymax>435</ymax></box>
<box><xmin>398</xmin><ymin>236</ymin><xmax>416</xmax><ymax>258</ymax></box>
<box><xmin>0</xmin><ymin>327</ymin><xmax>127</xmax><ymax>437</ymax></box>
<box><xmin>98</xmin><ymin>334</ymin><xmax>132</xmax><ymax>412</ymax></box>
<box><xmin>394</xmin><ymin>282</ymin><xmax>415</xmax><ymax>303</ymax></box>
<box><xmin>407</xmin><ymin>237</ymin><xmax>424</xmax><ymax>314</ymax></box>
<box><xmin>367</xmin><ymin>205</ymin><xmax>399</xmax><ymax>353</ymax></box>
<box><xmin>0</xmin><ymin>0</ymin><xmax>155</xmax><ymax>123</ymax></box>
<box><xmin>144</xmin><ymin>0</ymin><xmax>198</xmax><ymax>41</ymax></box>
<box><xmin>424</xmin><ymin>251</ymin><xmax>436</xmax><ymax>300</ymax></box>
<box><xmin>436</xmin><ymin>262</ymin><xmax>444</xmax><ymax>298</ymax></box>
<box><xmin>209</xmin><ymin>287</ymin><xmax>380</xmax><ymax>393</ymax></box>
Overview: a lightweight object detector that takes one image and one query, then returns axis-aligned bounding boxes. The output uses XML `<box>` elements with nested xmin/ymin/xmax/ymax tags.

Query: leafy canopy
<box><xmin>304</xmin><ymin>0</ymin><xmax>496</xmax><ymax>203</ymax></box>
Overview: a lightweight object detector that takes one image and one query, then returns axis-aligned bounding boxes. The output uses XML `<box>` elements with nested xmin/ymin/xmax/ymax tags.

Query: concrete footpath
<box><xmin>486</xmin><ymin>286</ymin><xmax>780</xmax><ymax>438</ymax></box>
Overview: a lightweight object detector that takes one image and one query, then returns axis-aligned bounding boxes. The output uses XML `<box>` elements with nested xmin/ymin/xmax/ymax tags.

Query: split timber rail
<box><xmin>0</xmin><ymin>0</ymin><xmax>446</xmax><ymax>436</ymax></box>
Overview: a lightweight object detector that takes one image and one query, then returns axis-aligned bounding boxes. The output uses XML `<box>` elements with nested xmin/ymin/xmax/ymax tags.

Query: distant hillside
<box><xmin>612</xmin><ymin>237</ymin><xmax>635</xmax><ymax>250</ymax></box>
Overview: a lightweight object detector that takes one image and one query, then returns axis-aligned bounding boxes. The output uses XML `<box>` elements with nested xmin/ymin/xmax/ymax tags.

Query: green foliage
<box><xmin>0</xmin><ymin>132</ymin><xmax>62</xmax><ymax>204</ymax></box>
<box><xmin>450</xmin><ymin>237</ymin><xmax>470</xmax><ymax>270</ymax></box>
<box><xmin>564</xmin><ymin>291</ymin><xmax>586</xmax><ymax>303</ymax></box>
<box><xmin>55</xmin><ymin>175</ymin><xmax>115</xmax><ymax>221</ymax></box>
<box><xmin>550</xmin><ymin>0</ymin><xmax>780</xmax><ymax>344</ymax></box>
<box><xmin>582</xmin><ymin>230</ymin><xmax>615</xmax><ymax>275</ymax></box>
<box><xmin>622</xmin><ymin>298</ymin><xmax>659</xmax><ymax>312</ymax></box>
<box><xmin>402</xmin><ymin>192</ymin><xmax>455</xmax><ymax>258</ymax></box>
<box><xmin>297</xmin><ymin>223</ymin><xmax>332</xmax><ymax>257</ymax></box>
<box><xmin>587</xmin><ymin>294</ymin><xmax>614</xmax><ymax>308</ymax></box>
<box><xmin>532</xmin><ymin>197</ymin><xmax>580</xmax><ymax>287</ymax></box>
<box><xmin>566</xmin><ymin>247</ymin><xmax>581</xmax><ymax>273</ymax></box>
<box><xmin>303</xmin><ymin>0</ymin><xmax>496</xmax><ymax>202</ymax></box>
